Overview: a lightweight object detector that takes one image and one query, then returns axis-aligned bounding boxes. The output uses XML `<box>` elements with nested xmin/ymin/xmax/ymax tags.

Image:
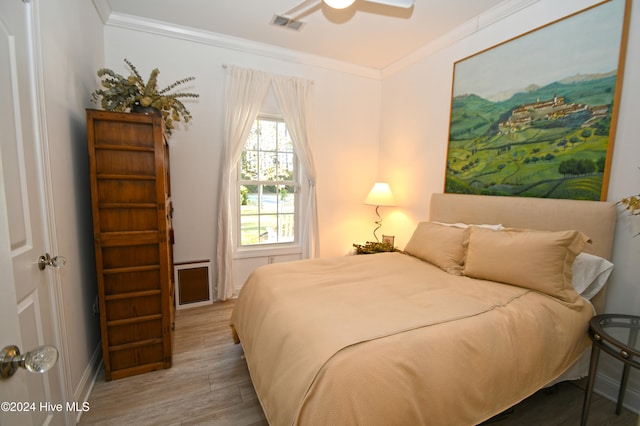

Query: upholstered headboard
<box><xmin>429</xmin><ymin>193</ymin><xmax>617</xmax><ymax>312</ymax></box>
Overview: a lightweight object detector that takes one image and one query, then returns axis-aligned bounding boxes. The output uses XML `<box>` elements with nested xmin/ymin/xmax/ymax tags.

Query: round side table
<box><xmin>580</xmin><ymin>314</ymin><xmax>640</xmax><ymax>426</ymax></box>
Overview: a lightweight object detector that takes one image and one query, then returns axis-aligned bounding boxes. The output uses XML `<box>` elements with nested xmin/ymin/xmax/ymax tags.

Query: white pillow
<box><xmin>433</xmin><ymin>222</ymin><xmax>504</xmax><ymax>231</ymax></box>
<box><xmin>572</xmin><ymin>252</ymin><xmax>614</xmax><ymax>299</ymax></box>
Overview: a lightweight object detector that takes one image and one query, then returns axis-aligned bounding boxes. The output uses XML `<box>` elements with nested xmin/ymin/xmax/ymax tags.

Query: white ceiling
<box><xmin>100</xmin><ymin>0</ymin><xmax>510</xmax><ymax>70</ymax></box>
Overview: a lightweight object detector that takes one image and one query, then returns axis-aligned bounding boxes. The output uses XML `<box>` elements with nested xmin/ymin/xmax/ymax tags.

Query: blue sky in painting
<box><xmin>452</xmin><ymin>0</ymin><xmax>626</xmax><ymax>101</ymax></box>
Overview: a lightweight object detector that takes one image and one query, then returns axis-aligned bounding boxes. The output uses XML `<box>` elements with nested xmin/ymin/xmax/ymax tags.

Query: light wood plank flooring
<box><xmin>80</xmin><ymin>300</ymin><xmax>638</xmax><ymax>425</ymax></box>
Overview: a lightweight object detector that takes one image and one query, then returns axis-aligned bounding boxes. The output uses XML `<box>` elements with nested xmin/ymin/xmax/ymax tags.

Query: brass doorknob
<box><xmin>0</xmin><ymin>345</ymin><xmax>58</xmax><ymax>379</ymax></box>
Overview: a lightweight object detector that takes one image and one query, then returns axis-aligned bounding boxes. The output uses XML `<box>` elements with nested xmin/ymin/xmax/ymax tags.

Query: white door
<box><xmin>0</xmin><ymin>1</ymin><xmax>65</xmax><ymax>425</ymax></box>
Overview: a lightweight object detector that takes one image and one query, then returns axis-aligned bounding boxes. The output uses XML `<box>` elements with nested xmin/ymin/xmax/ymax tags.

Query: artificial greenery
<box><xmin>619</xmin><ymin>194</ymin><xmax>640</xmax><ymax>216</ymax></box>
<box><xmin>619</xmin><ymin>194</ymin><xmax>640</xmax><ymax>236</ymax></box>
<box><xmin>353</xmin><ymin>241</ymin><xmax>397</xmax><ymax>254</ymax></box>
<box><xmin>91</xmin><ymin>59</ymin><xmax>199</xmax><ymax>135</ymax></box>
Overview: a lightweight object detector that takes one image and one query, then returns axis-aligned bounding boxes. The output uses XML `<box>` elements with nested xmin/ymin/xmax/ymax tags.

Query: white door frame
<box><xmin>26</xmin><ymin>0</ymin><xmax>74</xmax><ymax>413</ymax></box>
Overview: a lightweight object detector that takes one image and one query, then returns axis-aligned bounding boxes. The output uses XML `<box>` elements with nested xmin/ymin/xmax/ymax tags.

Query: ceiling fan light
<box><xmin>324</xmin><ymin>0</ymin><xmax>356</xmax><ymax>9</ymax></box>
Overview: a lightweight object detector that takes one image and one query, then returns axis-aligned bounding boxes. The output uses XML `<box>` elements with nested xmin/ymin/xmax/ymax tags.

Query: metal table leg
<box><xmin>616</xmin><ymin>363</ymin><xmax>630</xmax><ymax>415</ymax></box>
<box><xmin>581</xmin><ymin>344</ymin><xmax>601</xmax><ymax>426</ymax></box>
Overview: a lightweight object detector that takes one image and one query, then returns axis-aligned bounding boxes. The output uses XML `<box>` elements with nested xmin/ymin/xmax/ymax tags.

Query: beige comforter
<box><xmin>230</xmin><ymin>252</ymin><xmax>593</xmax><ymax>426</ymax></box>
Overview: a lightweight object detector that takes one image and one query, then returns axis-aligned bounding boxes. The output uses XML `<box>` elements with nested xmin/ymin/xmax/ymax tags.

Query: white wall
<box><xmin>594</xmin><ymin>0</ymin><xmax>640</xmax><ymax>407</ymax></box>
<box><xmin>38</xmin><ymin>0</ymin><xmax>104</xmax><ymax>413</ymax></box>
<box><xmin>102</xmin><ymin>25</ymin><xmax>384</xmax><ymax>273</ymax></box>
<box><xmin>381</xmin><ymin>0</ymin><xmax>640</xmax><ymax>412</ymax></box>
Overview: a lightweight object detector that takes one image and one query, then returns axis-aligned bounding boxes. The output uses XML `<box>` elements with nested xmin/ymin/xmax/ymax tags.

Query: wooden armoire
<box><xmin>86</xmin><ymin>109</ymin><xmax>174</xmax><ymax>381</ymax></box>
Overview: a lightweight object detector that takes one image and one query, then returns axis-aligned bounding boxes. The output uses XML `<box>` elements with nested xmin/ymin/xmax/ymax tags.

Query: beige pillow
<box><xmin>404</xmin><ymin>222</ymin><xmax>467</xmax><ymax>274</ymax></box>
<box><xmin>463</xmin><ymin>227</ymin><xmax>591</xmax><ymax>302</ymax></box>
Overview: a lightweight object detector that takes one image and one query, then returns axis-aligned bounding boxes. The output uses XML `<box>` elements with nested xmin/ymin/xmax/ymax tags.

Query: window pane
<box><xmin>278</xmin><ymin>122</ymin><xmax>293</xmax><ymax>152</ymax></box>
<box><xmin>278</xmin><ymin>214</ymin><xmax>295</xmax><ymax>242</ymax></box>
<box><xmin>240</xmin><ymin>186</ymin><xmax>258</xmax><ymax>214</ymax></box>
<box><xmin>260</xmin><ymin>120</ymin><xmax>277</xmax><ymax>151</ymax></box>
<box><xmin>259</xmin><ymin>151</ymin><xmax>277</xmax><ymax>181</ymax></box>
<box><xmin>261</xmin><ymin>185</ymin><xmax>278</xmax><ymax>214</ymax></box>
<box><xmin>277</xmin><ymin>152</ymin><xmax>294</xmax><ymax>179</ymax></box>
<box><xmin>246</xmin><ymin>122</ymin><xmax>258</xmax><ymax>151</ymax></box>
<box><xmin>240</xmin><ymin>215</ymin><xmax>260</xmax><ymax>245</ymax></box>
<box><xmin>260</xmin><ymin>215</ymin><xmax>278</xmax><ymax>243</ymax></box>
<box><xmin>279</xmin><ymin>186</ymin><xmax>295</xmax><ymax>214</ymax></box>
<box><xmin>241</xmin><ymin>151</ymin><xmax>258</xmax><ymax>180</ymax></box>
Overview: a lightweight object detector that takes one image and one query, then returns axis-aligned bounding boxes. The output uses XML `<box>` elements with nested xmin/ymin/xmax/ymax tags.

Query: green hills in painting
<box><xmin>446</xmin><ymin>73</ymin><xmax>617</xmax><ymax>200</ymax></box>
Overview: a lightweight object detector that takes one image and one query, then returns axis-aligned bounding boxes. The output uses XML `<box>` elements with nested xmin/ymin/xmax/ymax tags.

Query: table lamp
<box><xmin>364</xmin><ymin>182</ymin><xmax>397</xmax><ymax>242</ymax></box>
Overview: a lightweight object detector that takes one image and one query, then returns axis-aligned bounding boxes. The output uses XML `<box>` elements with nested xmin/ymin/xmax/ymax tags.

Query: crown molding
<box><xmin>93</xmin><ymin>0</ymin><xmax>564</xmax><ymax>80</ymax></box>
<box><xmin>91</xmin><ymin>0</ymin><xmax>111</xmax><ymax>25</ymax></box>
<box><xmin>101</xmin><ymin>10</ymin><xmax>382</xmax><ymax>80</ymax></box>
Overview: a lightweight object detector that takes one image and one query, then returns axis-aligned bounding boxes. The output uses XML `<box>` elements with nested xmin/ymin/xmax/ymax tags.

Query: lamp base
<box><xmin>371</xmin><ymin>205</ymin><xmax>382</xmax><ymax>242</ymax></box>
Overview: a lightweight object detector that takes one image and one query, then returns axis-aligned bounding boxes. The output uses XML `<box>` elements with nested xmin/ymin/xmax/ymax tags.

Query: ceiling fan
<box><xmin>274</xmin><ymin>0</ymin><xmax>414</xmax><ymax>30</ymax></box>
<box><xmin>323</xmin><ymin>0</ymin><xmax>414</xmax><ymax>8</ymax></box>
<box><xmin>283</xmin><ymin>0</ymin><xmax>414</xmax><ymax>16</ymax></box>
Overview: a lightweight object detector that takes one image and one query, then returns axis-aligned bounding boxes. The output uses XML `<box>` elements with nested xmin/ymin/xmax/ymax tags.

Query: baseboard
<box><xmin>73</xmin><ymin>344</ymin><xmax>103</xmax><ymax>424</ymax></box>
<box><xmin>594</xmin><ymin>371</ymin><xmax>640</xmax><ymax>415</ymax></box>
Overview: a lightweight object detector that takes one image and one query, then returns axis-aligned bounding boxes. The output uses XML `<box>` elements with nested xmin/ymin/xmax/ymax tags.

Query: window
<box><xmin>238</xmin><ymin>117</ymin><xmax>298</xmax><ymax>246</ymax></box>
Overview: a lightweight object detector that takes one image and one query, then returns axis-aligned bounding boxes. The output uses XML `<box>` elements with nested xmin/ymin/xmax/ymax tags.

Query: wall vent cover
<box><xmin>174</xmin><ymin>260</ymin><xmax>213</xmax><ymax>310</ymax></box>
<box><xmin>271</xmin><ymin>15</ymin><xmax>305</xmax><ymax>31</ymax></box>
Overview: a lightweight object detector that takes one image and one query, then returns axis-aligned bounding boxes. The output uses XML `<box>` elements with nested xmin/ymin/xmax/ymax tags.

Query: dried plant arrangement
<box><xmin>92</xmin><ymin>59</ymin><xmax>199</xmax><ymax>135</ymax></box>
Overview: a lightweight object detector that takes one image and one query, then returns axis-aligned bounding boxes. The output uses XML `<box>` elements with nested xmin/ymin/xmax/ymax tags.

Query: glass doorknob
<box><xmin>0</xmin><ymin>345</ymin><xmax>58</xmax><ymax>378</ymax></box>
<box><xmin>38</xmin><ymin>253</ymin><xmax>67</xmax><ymax>270</ymax></box>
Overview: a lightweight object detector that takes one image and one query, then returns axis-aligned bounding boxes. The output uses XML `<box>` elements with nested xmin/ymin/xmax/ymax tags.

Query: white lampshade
<box><xmin>324</xmin><ymin>0</ymin><xmax>356</xmax><ymax>9</ymax></box>
<box><xmin>364</xmin><ymin>182</ymin><xmax>397</xmax><ymax>207</ymax></box>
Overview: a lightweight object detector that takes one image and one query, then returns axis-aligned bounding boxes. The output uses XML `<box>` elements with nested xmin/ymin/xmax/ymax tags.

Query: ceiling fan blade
<box><xmin>364</xmin><ymin>0</ymin><xmax>414</xmax><ymax>8</ymax></box>
<box><xmin>283</xmin><ymin>0</ymin><xmax>320</xmax><ymax>16</ymax></box>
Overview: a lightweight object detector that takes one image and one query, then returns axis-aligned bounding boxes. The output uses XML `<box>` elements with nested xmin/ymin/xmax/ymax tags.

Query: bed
<box><xmin>230</xmin><ymin>193</ymin><xmax>617</xmax><ymax>425</ymax></box>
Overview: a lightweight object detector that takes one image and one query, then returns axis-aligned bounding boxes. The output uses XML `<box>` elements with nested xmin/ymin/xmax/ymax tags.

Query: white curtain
<box><xmin>217</xmin><ymin>67</ymin><xmax>271</xmax><ymax>300</ymax></box>
<box><xmin>216</xmin><ymin>66</ymin><xmax>319</xmax><ymax>300</ymax></box>
<box><xmin>272</xmin><ymin>75</ymin><xmax>319</xmax><ymax>259</ymax></box>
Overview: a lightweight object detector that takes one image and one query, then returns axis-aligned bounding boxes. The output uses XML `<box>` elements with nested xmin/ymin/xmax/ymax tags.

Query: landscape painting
<box><xmin>445</xmin><ymin>0</ymin><xmax>629</xmax><ymax>200</ymax></box>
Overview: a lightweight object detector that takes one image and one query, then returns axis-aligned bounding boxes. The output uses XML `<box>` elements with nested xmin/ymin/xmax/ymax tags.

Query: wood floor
<box><xmin>80</xmin><ymin>300</ymin><xmax>638</xmax><ymax>425</ymax></box>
